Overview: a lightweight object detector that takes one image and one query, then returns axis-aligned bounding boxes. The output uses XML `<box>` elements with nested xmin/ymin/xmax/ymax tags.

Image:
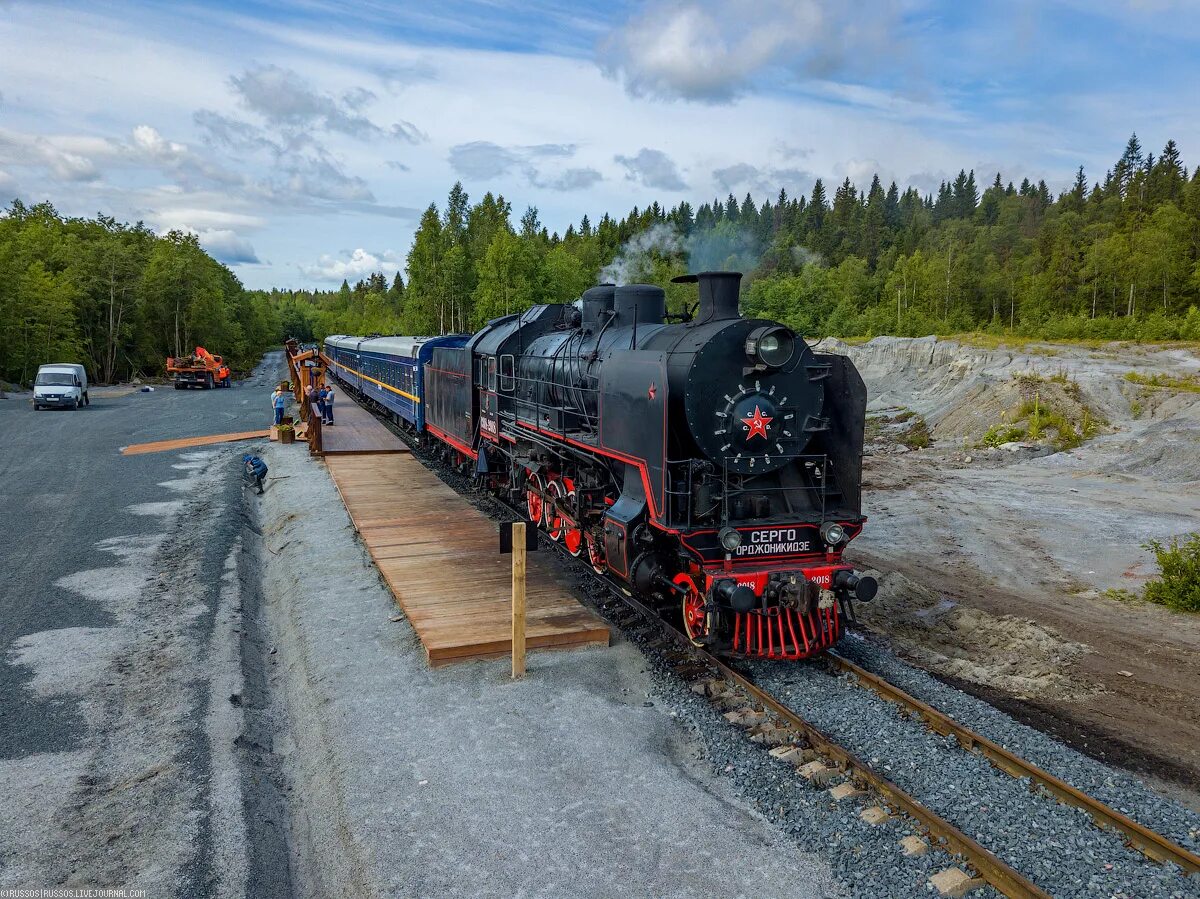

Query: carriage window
<box><xmin>499</xmin><ymin>354</ymin><xmax>515</xmax><ymax>392</ymax></box>
<box><xmin>488</xmin><ymin>357</ymin><xmax>497</xmax><ymax>393</ymax></box>
<box><xmin>476</xmin><ymin>357</ymin><xmax>486</xmax><ymax>387</ymax></box>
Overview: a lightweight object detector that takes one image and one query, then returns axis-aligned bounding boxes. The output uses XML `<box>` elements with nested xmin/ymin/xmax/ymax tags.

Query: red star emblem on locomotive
<box><xmin>741</xmin><ymin>405</ymin><xmax>773</xmax><ymax>441</ymax></box>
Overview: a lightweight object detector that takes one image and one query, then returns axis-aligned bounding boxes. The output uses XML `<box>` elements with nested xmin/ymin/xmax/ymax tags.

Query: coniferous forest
<box><xmin>272</xmin><ymin>134</ymin><xmax>1200</xmax><ymax>345</ymax></box>
<box><xmin>4</xmin><ymin>134</ymin><xmax>1200</xmax><ymax>386</ymax></box>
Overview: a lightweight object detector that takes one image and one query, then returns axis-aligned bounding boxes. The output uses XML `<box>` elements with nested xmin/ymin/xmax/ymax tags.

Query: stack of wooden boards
<box><xmin>325</xmin><ymin>454</ymin><xmax>610</xmax><ymax>665</ymax></box>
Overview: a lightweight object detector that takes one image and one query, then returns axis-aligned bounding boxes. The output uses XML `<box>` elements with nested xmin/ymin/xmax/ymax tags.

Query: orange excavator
<box><xmin>166</xmin><ymin>346</ymin><xmax>232</xmax><ymax>389</ymax></box>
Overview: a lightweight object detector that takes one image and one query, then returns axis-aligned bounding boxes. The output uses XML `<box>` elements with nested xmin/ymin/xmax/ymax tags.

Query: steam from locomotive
<box><xmin>325</xmin><ymin>270</ymin><xmax>876</xmax><ymax>660</ymax></box>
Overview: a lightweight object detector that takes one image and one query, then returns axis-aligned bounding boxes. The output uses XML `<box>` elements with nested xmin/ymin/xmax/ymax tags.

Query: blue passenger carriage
<box><xmin>323</xmin><ymin>334</ymin><xmax>468</xmax><ymax>430</ymax></box>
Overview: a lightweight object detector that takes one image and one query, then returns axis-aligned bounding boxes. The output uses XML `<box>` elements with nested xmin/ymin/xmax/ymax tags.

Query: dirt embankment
<box><xmin>826</xmin><ymin>336</ymin><xmax>1200</xmax><ymax>804</ymax></box>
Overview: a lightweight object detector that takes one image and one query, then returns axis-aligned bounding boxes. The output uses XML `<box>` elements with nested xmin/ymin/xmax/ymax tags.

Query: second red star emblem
<box><xmin>741</xmin><ymin>405</ymin><xmax>773</xmax><ymax>441</ymax></box>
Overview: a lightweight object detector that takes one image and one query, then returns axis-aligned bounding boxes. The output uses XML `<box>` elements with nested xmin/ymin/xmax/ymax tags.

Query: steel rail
<box><xmin>826</xmin><ymin>650</ymin><xmax>1200</xmax><ymax>875</ymax></box>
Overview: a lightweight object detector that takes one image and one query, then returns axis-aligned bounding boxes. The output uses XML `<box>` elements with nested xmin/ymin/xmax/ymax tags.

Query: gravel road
<box><xmin>0</xmin><ymin>356</ymin><xmax>285</xmax><ymax>893</ymax></box>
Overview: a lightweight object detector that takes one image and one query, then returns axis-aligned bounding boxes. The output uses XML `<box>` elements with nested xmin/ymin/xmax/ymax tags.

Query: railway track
<box><xmin>353</xmin><ymin>388</ymin><xmax>1200</xmax><ymax>898</ymax></box>
<box><xmin>605</xmin><ymin>588</ymin><xmax>1050</xmax><ymax>899</ymax></box>
<box><xmin>822</xmin><ymin>650</ymin><xmax>1200</xmax><ymax>877</ymax></box>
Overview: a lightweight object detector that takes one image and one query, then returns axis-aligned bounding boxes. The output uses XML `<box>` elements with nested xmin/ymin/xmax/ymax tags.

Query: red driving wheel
<box><xmin>526</xmin><ymin>472</ymin><xmax>544</xmax><ymax>524</ymax></box>
<box><xmin>676</xmin><ymin>574</ymin><xmax>706</xmax><ymax>646</ymax></box>
<box><xmin>562</xmin><ymin>479</ymin><xmax>583</xmax><ymax>556</ymax></box>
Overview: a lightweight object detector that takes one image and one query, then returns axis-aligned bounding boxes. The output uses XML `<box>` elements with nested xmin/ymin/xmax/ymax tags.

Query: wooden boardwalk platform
<box><xmin>319</xmin><ymin>397</ymin><xmax>407</xmax><ymax>455</ymax></box>
<box><xmin>325</xmin><ymin>454</ymin><xmax>610</xmax><ymax>665</ymax></box>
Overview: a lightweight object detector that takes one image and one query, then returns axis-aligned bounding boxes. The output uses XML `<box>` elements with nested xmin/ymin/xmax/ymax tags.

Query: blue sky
<box><xmin>1</xmin><ymin>0</ymin><xmax>1197</xmax><ymax>289</ymax></box>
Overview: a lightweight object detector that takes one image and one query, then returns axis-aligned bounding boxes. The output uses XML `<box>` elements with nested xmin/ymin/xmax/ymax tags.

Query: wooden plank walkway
<box><xmin>319</xmin><ymin>397</ymin><xmax>407</xmax><ymax>455</ymax></box>
<box><xmin>325</xmin><ymin>454</ymin><xmax>610</xmax><ymax>665</ymax></box>
<box><xmin>122</xmin><ymin>429</ymin><xmax>268</xmax><ymax>455</ymax></box>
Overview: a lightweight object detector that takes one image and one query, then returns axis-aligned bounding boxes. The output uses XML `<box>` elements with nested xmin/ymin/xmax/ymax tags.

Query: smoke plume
<box><xmin>599</xmin><ymin>221</ymin><xmax>763</xmax><ymax>285</ymax></box>
<box><xmin>598</xmin><ymin>223</ymin><xmax>684</xmax><ymax>285</ymax></box>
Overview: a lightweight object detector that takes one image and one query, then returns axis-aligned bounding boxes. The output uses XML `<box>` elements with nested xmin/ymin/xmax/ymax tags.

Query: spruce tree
<box><xmin>884</xmin><ymin>182</ymin><xmax>900</xmax><ymax>229</ymax></box>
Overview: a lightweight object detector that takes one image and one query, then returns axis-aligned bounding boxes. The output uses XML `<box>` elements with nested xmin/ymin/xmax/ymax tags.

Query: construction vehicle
<box><xmin>166</xmin><ymin>346</ymin><xmax>232</xmax><ymax>389</ymax></box>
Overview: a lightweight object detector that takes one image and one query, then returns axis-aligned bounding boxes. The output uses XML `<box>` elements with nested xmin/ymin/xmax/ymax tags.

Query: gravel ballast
<box><xmin>748</xmin><ymin>638</ymin><xmax>1200</xmax><ymax>899</ymax></box>
<box><xmin>835</xmin><ymin>634</ymin><xmax>1200</xmax><ymax>850</ymax></box>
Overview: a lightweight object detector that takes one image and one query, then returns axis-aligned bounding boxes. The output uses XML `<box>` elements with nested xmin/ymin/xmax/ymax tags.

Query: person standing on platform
<box><xmin>314</xmin><ymin>383</ymin><xmax>327</xmax><ymax>424</ymax></box>
<box><xmin>271</xmin><ymin>386</ymin><xmax>286</xmax><ymax>425</ymax></box>
<box><xmin>323</xmin><ymin>383</ymin><xmax>335</xmax><ymax>425</ymax></box>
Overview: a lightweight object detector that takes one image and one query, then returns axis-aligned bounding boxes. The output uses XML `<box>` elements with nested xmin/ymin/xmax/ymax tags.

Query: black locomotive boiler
<box><xmin>332</xmin><ymin>270</ymin><xmax>876</xmax><ymax>660</ymax></box>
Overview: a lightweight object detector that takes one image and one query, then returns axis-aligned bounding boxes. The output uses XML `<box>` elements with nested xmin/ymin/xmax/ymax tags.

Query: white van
<box><xmin>33</xmin><ymin>363</ymin><xmax>89</xmax><ymax>410</ymax></box>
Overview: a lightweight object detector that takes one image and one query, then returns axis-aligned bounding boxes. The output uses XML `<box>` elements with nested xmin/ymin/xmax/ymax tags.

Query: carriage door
<box><xmin>480</xmin><ymin>355</ymin><xmax>499</xmax><ymax>441</ymax></box>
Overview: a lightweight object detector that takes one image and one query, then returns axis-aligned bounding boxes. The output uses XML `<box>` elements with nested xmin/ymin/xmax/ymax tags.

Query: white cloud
<box><xmin>299</xmin><ymin>247</ymin><xmax>401</xmax><ymax>282</ymax></box>
<box><xmin>530</xmin><ymin>167</ymin><xmax>603</xmax><ymax>192</ymax></box>
<box><xmin>197</xmin><ymin>229</ymin><xmax>261</xmax><ymax>265</ymax></box>
<box><xmin>0</xmin><ymin>129</ymin><xmax>100</xmax><ymax>182</ymax></box>
<box><xmin>148</xmin><ymin>207</ymin><xmax>266</xmax><ymax>234</ymax></box>
<box><xmin>614</xmin><ymin>148</ymin><xmax>687</xmax><ymax>191</ymax></box>
<box><xmin>599</xmin><ymin>0</ymin><xmax>905</xmax><ymax>102</ymax></box>
<box><xmin>231</xmin><ymin>64</ymin><xmax>382</xmax><ymax>137</ymax></box>
<box><xmin>713</xmin><ymin>162</ymin><xmax>814</xmax><ymax>197</ymax></box>
<box><xmin>448</xmin><ymin>141</ymin><xmax>521</xmax><ymax>179</ymax></box>
<box><xmin>448</xmin><ymin>141</ymin><xmax>600</xmax><ymax>191</ymax></box>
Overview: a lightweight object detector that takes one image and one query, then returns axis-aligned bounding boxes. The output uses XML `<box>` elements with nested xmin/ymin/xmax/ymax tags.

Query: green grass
<box><xmin>900</xmin><ymin>415</ymin><xmax>931</xmax><ymax>449</ymax></box>
<box><xmin>1142</xmin><ymin>533</ymin><xmax>1200</xmax><ymax>613</ymax></box>
<box><xmin>1124</xmin><ymin>371</ymin><xmax>1200</xmax><ymax>394</ymax></box>
<box><xmin>978</xmin><ymin>372</ymin><xmax>1102</xmax><ymax>452</ymax></box>
<box><xmin>981</xmin><ymin>424</ymin><xmax>1027</xmax><ymax>447</ymax></box>
<box><xmin>1102</xmin><ymin>587</ymin><xmax>1142</xmax><ymax>604</ymax></box>
<box><xmin>1012</xmin><ymin>398</ymin><xmax>1082</xmax><ymax>450</ymax></box>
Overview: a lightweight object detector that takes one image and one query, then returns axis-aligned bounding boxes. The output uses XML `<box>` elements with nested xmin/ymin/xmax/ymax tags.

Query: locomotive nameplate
<box><xmin>735</xmin><ymin>528</ymin><xmax>814</xmax><ymax>557</ymax></box>
<box><xmin>680</xmin><ymin>521</ymin><xmax>863</xmax><ymax>564</ymax></box>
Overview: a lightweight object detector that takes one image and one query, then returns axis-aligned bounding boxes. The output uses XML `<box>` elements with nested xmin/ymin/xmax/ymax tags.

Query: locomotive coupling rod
<box><xmin>827</xmin><ymin>651</ymin><xmax>1200</xmax><ymax>875</ymax></box>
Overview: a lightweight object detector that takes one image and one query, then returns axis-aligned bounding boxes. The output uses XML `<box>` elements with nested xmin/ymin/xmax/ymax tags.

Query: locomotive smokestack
<box><xmin>672</xmin><ymin>271</ymin><xmax>742</xmax><ymax>325</ymax></box>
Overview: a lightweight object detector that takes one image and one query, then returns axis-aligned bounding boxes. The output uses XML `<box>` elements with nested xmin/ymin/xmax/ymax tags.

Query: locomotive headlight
<box><xmin>745</xmin><ymin>326</ymin><xmax>795</xmax><ymax>368</ymax></box>
<box><xmin>820</xmin><ymin>521</ymin><xmax>847</xmax><ymax>546</ymax></box>
<box><xmin>718</xmin><ymin>526</ymin><xmax>743</xmax><ymax>553</ymax></box>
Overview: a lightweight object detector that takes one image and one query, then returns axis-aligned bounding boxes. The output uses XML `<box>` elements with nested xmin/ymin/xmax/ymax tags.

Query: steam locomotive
<box><xmin>325</xmin><ymin>271</ymin><xmax>876</xmax><ymax>660</ymax></box>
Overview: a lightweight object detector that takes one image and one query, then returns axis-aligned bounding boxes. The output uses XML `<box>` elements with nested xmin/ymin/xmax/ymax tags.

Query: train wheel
<box><xmin>562</xmin><ymin>483</ymin><xmax>583</xmax><ymax>556</ymax></box>
<box><xmin>526</xmin><ymin>473</ymin><xmax>544</xmax><ymax>524</ymax></box>
<box><xmin>585</xmin><ymin>533</ymin><xmax>606</xmax><ymax>575</ymax></box>
<box><xmin>545</xmin><ymin>479</ymin><xmax>565</xmax><ymax>541</ymax></box>
<box><xmin>676</xmin><ymin>574</ymin><xmax>707</xmax><ymax>647</ymax></box>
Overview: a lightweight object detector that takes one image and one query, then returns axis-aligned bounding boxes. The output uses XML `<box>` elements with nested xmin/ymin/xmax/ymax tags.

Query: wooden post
<box><xmin>511</xmin><ymin>521</ymin><xmax>527</xmax><ymax>679</ymax></box>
